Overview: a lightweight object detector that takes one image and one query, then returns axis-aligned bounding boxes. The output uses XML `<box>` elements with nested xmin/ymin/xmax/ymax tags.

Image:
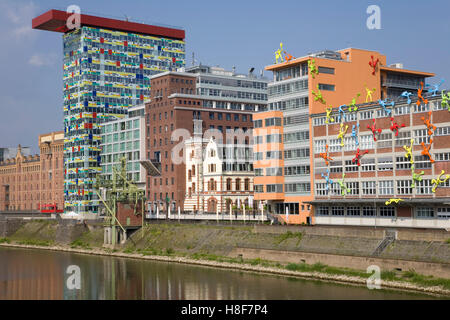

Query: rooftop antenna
<box><xmin>124</xmin><ymin>14</ymin><xmax>129</xmax><ymax>22</ymax></box>
<box><xmin>192</xmin><ymin>52</ymin><xmax>195</xmax><ymax>66</ymax></box>
<box><xmin>232</xmin><ymin>66</ymin><xmax>236</xmax><ymax>75</ymax></box>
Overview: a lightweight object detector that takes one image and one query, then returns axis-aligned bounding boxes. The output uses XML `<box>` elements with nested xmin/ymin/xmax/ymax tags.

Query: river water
<box><xmin>0</xmin><ymin>247</ymin><xmax>440</xmax><ymax>300</ymax></box>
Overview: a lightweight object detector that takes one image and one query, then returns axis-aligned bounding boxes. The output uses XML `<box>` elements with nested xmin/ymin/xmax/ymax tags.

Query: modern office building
<box><xmin>100</xmin><ymin>104</ymin><xmax>146</xmax><ymax>190</ymax></box>
<box><xmin>309</xmin><ymin>94</ymin><xmax>450</xmax><ymax>229</ymax></box>
<box><xmin>254</xmin><ymin>48</ymin><xmax>435</xmax><ymax>224</ymax></box>
<box><xmin>0</xmin><ymin>132</ymin><xmax>64</xmax><ymax>212</ymax></box>
<box><xmin>32</xmin><ymin>9</ymin><xmax>185</xmax><ymax>215</ymax></box>
<box><xmin>183</xmin><ymin>119</ymin><xmax>254</xmax><ymax>213</ymax></box>
<box><xmin>0</xmin><ymin>147</ymin><xmax>31</xmax><ymax>162</ymax></box>
<box><xmin>143</xmin><ymin>65</ymin><xmax>267</xmax><ymax>212</ymax></box>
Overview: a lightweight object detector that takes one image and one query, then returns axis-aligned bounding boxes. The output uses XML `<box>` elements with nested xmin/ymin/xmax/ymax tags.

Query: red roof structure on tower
<box><xmin>32</xmin><ymin>9</ymin><xmax>185</xmax><ymax>40</ymax></box>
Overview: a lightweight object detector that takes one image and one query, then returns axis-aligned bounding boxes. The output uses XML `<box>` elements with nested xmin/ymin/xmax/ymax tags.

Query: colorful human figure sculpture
<box><xmin>275</xmin><ymin>42</ymin><xmax>284</xmax><ymax>64</ymax></box>
<box><xmin>352</xmin><ymin>148</ymin><xmax>369</xmax><ymax>166</ymax></box>
<box><xmin>312</xmin><ymin>85</ymin><xmax>326</xmax><ymax>104</ymax></box>
<box><xmin>308</xmin><ymin>58</ymin><xmax>319</xmax><ymax>79</ymax></box>
<box><xmin>321</xmin><ymin>168</ymin><xmax>333</xmax><ymax>191</ymax></box>
<box><xmin>442</xmin><ymin>90</ymin><xmax>450</xmax><ymax>111</ymax></box>
<box><xmin>365</xmin><ymin>86</ymin><xmax>376</xmax><ymax>102</ymax></box>
<box><xmin>385</xmin><ymin>198</ymin><xmax>404</xmax><ymax>205</ymax></box>
<box><xmin>421</xmin><ymin>111</ymin><xmax>436</xmax><ymax>136</ymax></box>
<box><xmin>338</xmin><ymin>123</ymin><xmax>349</xmax><ymax>147</ymax></box>
<box><xmin>325</xmin><ymin>106</ymin><xmax>335</xmax><ymax>124</ymax></box>
<box><xmin>367</xmin><ymin>118</ymin><xmax>382</xmax><ymax>141</ymax></box>
<box><xmin>284</xmin><ymin>51</ymin><xmax>295</xmax><ymax>62</ymax></box>
<box><xmin>338</xmin><ymin>172</ymin><xmax>350</xmax><ymax>196</ymax></box>
<box><xmin>348</xmin><ymin>93</ymin><xmax>361</xmax><ymax>112</ymax></box>
<box><xmin>319</xmin><ymin>144</ymin><xmax>333</xmax><ymax>165</ymax></box>
<box><xmin>337</xmin><ymin>104</ymin><xmax>347</xmax><ymax>122</ymax></box>
<box><xmin>403</xmin><ymin>139</ymin><xmax>414</xmax><ymax>165</ymax></box>
<box><xmin>400</xmin><ymin>91</ymin><xmax>413</xmax><ymax>105</ymax></box>
<box><xmin>421</xmin><ymin>139</ymin><xmax>434</xmax><ymax>163</ymax></box>
<box><xmin>378</xmin><ymin>99</ymin><xmax>394</xmax><ymax>116</ymax></box>
<box><xmin>431</xmin><ymin>170</ymin><xmax>450</xmax><ymax>193</ymax></box>
<box><xmin>390</xmin><ymin>117</ymin><xmax>405</xmax><ymax>137</ymax></box>
<box><xmin>411</xmin><ymin>165</ymin><xmax>425</xmax><ymax>188</ymax></box>
<box><xmin>425</xmin><ymin>79</ymin><xmax>445</xmax><ymax>97</ymax></box>
<box><xmin>351</xmin><ymin>124</ymin><xmax>360</xmax><ymax>147</ymax></box>
<box><xmin>369</xmin><ymin>55</ymin><xmax>380</xmax><ymax>75</ymax></box>
<box><xmin>417</xmin><ymin>82</ymin><xmax>428</xmax><ymax>106</ymax></box>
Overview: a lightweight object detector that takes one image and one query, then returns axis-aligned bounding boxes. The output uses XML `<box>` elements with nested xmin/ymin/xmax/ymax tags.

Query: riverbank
<box><xmin>1</xmin><ymin>219</ymin><xmax>450</xmax><ymax>297</ymax></box>
<box><xmin>1</xmin><ymin>241</ymin><xmax>449</xmax><ymax>297</ymax></box>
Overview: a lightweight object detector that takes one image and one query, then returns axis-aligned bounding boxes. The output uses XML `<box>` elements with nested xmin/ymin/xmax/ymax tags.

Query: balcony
<box><xmin>382</xmin><ymin>79</ymin><xmax>422</xmax><ymax>90</ymax></box>
<box><xmin>140</xmin><ymin>159</ymin><xmax>161</xmax><ymax>176</ymax></box>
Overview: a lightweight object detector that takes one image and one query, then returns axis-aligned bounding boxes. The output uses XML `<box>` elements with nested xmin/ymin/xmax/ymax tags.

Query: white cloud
<box><xmin>29</xmin><ymin>53</ymin><xmax>57</xmax><ymax>67</ymax></box>
<box><xmin>0</xmin><ymin>0</ymin><xmax>38</xmax><ymax>39</ymax></box>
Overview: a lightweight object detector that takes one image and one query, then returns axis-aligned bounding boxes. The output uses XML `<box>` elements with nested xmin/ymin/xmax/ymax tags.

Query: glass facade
<box><xmin>63</xmin><ymin>26</ymin><xmax>185</xmax><ymax>214</ymax></box>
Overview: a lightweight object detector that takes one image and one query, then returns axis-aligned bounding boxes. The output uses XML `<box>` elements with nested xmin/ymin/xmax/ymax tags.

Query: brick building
<box><xmin>309</xmin><ymin>94</ymin><xmax>450</xmax><ymax>229</ymax></box>
<box><xmin>144</xmin><ymin>66</ymin><xmax>267</xmax><ymax>211</ymax></box>
<box><xmin>0</xmin><ymin>131</ymin><xmax>64</xmax><ymax>211</ymax></box>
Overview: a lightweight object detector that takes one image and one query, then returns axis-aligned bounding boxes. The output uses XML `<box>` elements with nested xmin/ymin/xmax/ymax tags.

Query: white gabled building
<box><xmin>184</xmin><ymin>119</ymin><xmax>254</xmax><ymax>214</ymax></box>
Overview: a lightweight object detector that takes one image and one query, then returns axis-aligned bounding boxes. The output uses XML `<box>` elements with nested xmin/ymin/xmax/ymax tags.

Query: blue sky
<box><xmin>0</xmin><ymin>0</ymin><xmax>449</xmax><ymax>153</ymax></box>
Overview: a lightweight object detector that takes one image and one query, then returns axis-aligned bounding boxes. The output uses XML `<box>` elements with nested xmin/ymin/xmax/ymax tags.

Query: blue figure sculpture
<box><xmin>378</xmin><ymin>99</ymin><xmax>394</xmax><ymax>116</ymax></box>
<box><xmin>321</xmin><ymin>168</ymin><xmax>333</xmax><ymax>191</ymax></box>
<box><xmin>425</xmin><ymin>78</ymin><xmax>445</xmax><ymax>97</ymax></box>
<box><xmin>337</xmin><ymin>104</ymin><xmax>347</xmax><ymax>122</ymax></box>
<box><xmin>400</xmin><ymin>91</ymin><xmax>413</xmax><ymax>105</ymax></box>
<box><xmin>351</xmin><ymin>123</ymin><xmax>360</xmax><ymax>147</ymax></box>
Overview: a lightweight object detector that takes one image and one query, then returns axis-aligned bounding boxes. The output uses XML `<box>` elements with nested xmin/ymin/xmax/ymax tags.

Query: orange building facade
<box><xmin>0</xmin><ymin>131</ymin><xmax>64</xmax><ymax>212</ymax></box>
<box><xmin>254</xmin><ymin>48</ymin><xmax>434</xmax><ymax>224</ymax></box>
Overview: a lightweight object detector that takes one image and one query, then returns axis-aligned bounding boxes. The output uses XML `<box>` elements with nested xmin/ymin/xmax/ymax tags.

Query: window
<box><xmin>361</xmin><ymin>158</ymin><xmax>375</xmax><ymax>172</ymax></box>
<box><xmin>416</xmin><ymin>179</ymin><xmax>432</xmax><ymax>194</ymax></box>
<box><xmin>360</xmin><ymin>135</ymin><xmax>375</xmax><ymax>149</ymax></box>
<box><xmin>437</xmin><ymin>207</ymin><xmax>450</xmax><ymax>218</ymax></box>
<box><xmin>379</xmin><ymin>207</ymin><xmax>395</xmax><ymax>217</ymax></box>
<box><xmin>414</xmin><ymin>102</ymin><xmax>430</xmax><ymax>113</ymax></box>
<box><xmin>435</xmin><ymin>153</ymin><xmax>450</xmax><ymax>161</ymax></box>
<box><xmin>436</xmin><ymin>126</ymin><xmax>450</xmax><ymax>136</ymax></box>
<box><xmin>265</xmin><ymin>117</ymin><xmax>282</xmax><ymax>127</ymax></box>
<box><xmin>235</xmin><ymin>178</ymin><xmax>241</xmax><ymax>191</ymax></box>
<box><xmin>377</xmin><ymin>108</ymin><xmax>391</xmax><ymax>118</ymax></box>
<box><xmin>329</xmin><ymin>139</ymin><xmax>342</xmax><ymax>153</ymax></box>
<box><xmin>266</xmin><ymin>167</ymin><xmax>283</xmax><ymax>176</ymax></box>
<box><xmin>267</xmin><ymin>184</ymin><xmax>283</xmax><ymax>193</ymax></box>
<box><xmin>379</xmin><ymin>180</ymin><xmax>394</xmax><ymax>195</ymax></box>
<box><xmin>347</xmin><ymin>182</ymin><xmax>359</xmax><ymax>195</ymax></box>
<box><xmin>313</xmin><ymin>117</ymin><xmax>326</xmax><ymax>126</ymax></box>
<box><xmin>344</xmin><ymin>137</ymin><xmax>357</xmax><ymax>151</ymax></box>
<box><xmin>345</xmin><ymin>160</ymin><xmax>359</xmax><ymax>172</ymax></box>
<box><xmin>318</xmin><ymin>83</ymin><xmax>335</xmax><ymax>91</ymax></box>
<box><xmin>317</xmin><ymin>206</ymin><xmax>329</xmax><ymax>216</ymax></box>
<box><xmin>377</xmin><ymin>133</ymin><xmax>392</xmax><ymax>148</ymax></box>
<box><xmin>394</xmin><ymin>105</ymin><xmax>410</xmax><ymax>115</ymax></box>
<box><xmin>266</xmin><ymin>151</ymin><xmax>282</xmax><ymax>159</ymax></box>
<box><xmin>254</xmin><ymin>185</ymin><xmax>264</xmax><ymax>193</ymax></box>
<box><xmin>414</xmin><ymin>155</ymin><xmax>432</xmax><ymax>169</ymax></box>
<box><xmin>378</xmin><ymin>157</ymin><xmax>393</xmax><ymax>171</ymax></box>
<box><xmin>209</xmin><ymin>112</ymin><xmax>214</xmax><ymax>120</ymax></box>
<box><xmin>416</xmin><ymin>207</ymin><xmax>434</xmax><ymax>218</ymax></box>
<box><xmin>255</xmin><ymin>168</ymin><xmax>263</xmax><ymax>176</ymax></box>
<box><xmin>315</xmin><ymin>183</ymin><xmax>328</xmax><ymax>196</ymax></box>
<box><xmin>395</xmin><ymin>131</ymin><xmax>411</xmax><ymax>147</ymax></box>
<box><xmin>285</xmin><ymin>183</ymin><xmax>310</xmax><ymax>193</ymax></box>
<box><xmin>314</xmin><ymin>140</ymin><xmax>326</xmax><ymax>153</ymax></box>
<box><xmin>318</xmin><ymin>66</ymin><xmax>335</xmax><ymax>74</ymax></box>
<box><xmin>218</xmin><ymin>113</ymin><xmax>223</xmax><ymax>120</ymax></box>
<box><xmin>331</xmin><ymin>207</ymin><xmax>345</xmax><ymax>216</ymax></box>
<box><xmin>329</xmin><ymin>161</ymin><xmax>343</xmax><ymax>173</ymax></box>
<box><xmin>362</xmin><ymin>207</ymin><xmax>376</xmax><ymax>216</ymax></box>
<box><xmin>396</xmin><ymin>156</ymin><xmax>412</xmax><ymax>170</ymax></box>
<box><xmin>226</xmin><ymin>114</ymin><xmax>231</xmax><ymax>121</ymax></box>
<box><xmin>414</xmin><ymin>129</ymin><xmax>430</xmax><ymax>144</ymax></box>
<box><xmin>360</xmin><ymin>110</ymin><xmax>374</xmax><ymax>120</ymax></box>
<box><xmin>284</xmin><ymin>131</ymin><xmax>309</xmax><ymax>143</ymax></box>
<box><xmin>397</xmin><ymin>180</ymin><xmax>413</xmax><ymax>195</ymax></box>
<box><xmin>266</xmin><ymin>134</ymin><xmax>282</xmax><ymax>143</ymax></box>
<box><xmin>347</xmin><ymin>207</ymin><xmax>360</xmax><ymax>216</ymax></box>
<box><xmin>226</xmin><ymin>178</ymin><xmax>232</xmax><ymax>191</ymax></box>
<box><xmin>362</xmin><ymin>181</ymin><xmax>376</xmax><ymax>195</ymax></box>
<box><xmin>284</xmin><ymin>148</ymin><xmax>309</xmax><ymax>159</ymax></box>
<box><xmin>244</xmin><ymin>179</ymin><xmax>250</xmax><ymax>191</ymax></box>
<box><xmin>255</xmin><ymin>136</ymin><xmax>263</xmax><ymax>144</ymax></box>
<box><xmin>284</xmin><ymin>165</ymin><xmax>310</xmax><ymax>176</ymax></box>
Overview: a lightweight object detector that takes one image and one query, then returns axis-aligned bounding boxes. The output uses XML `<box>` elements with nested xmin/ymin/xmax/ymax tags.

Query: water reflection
<box><xmin>0</xmin><ymin>247</ymin><xmax>436</xmax><ymax>300</ymax></box>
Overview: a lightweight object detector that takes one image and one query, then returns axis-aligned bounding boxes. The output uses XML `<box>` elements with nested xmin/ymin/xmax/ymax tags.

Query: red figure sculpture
<box><xmin>390</xmin><ymin>117</ymin><xmax>406</xmax><ymax>137</ymax></box>
<box><xmin>417</xmin><ymin>82</ymin><xmax>429</xmax><ymax>106</ymax></box>
<box><xmin>319</xmin><ymin>144</ymin><xmax>333</xmax><ymax>165</ymax></box>
<box><xmin>421</xmin><ymin>139</ymin><xmax>435</xmax><ymax>163</ymax></box>
<box><xmin>421</xmin><ymin>111</ymin><xmax>436</xmax><ymax>136</ymax></box>
<box><xmin>352</xmin><ymin>148</ymin><xmax>369</xmax><ymax>166</ymax></box>
<box><xmin>367</xmin><ymin>118</ymin><xmax>382</xmax><ymax>141</ymax></box>
<box><xmin>369</xmin><ymin>55</ymin><xmax>379</xmax><ymax>75</ymax></box>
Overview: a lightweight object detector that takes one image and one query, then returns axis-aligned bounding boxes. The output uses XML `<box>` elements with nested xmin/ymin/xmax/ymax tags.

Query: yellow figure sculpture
<box><xmin>338</xmin><ymin>123</ymin><xmax>349</xmax><ymax>147</ymax></box>
<box><xmin>385</xmin><ymin>198</ymin><xmax>404</xmax><ymax>205</ymax></box>
<box><xmin>275</xmin><ymin>42</ymin><xmax>285</xmax><ymax>64</ymax></box>
<box><xmin>365</xmin><ymin>86</ymin><xmax>376</xmax><ymax>102</ymax></box>
<box><xmin>403</xmin><ymin>139</ymin><xmax>414</xmax><ymax>165</ymax></box>
<box><xmin>431</xmin><ymin>170</ymin><xmax>450</xmax><ymax>193</ymax></box>
<box><xmin>325</xmin><ymin>106</ymin><xmax>334</xmax><ymax>124</ymax></box>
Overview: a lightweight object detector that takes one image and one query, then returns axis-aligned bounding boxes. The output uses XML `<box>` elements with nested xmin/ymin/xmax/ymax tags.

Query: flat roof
<box><xmin>32</xmin><ymin>9</ymin><xmax>185</xmax><ymax>40</ymax></box>
<box><xmin>305</xmin><ymin>198</ymin><xmax>450</xmax><ymax>205</ymax></box>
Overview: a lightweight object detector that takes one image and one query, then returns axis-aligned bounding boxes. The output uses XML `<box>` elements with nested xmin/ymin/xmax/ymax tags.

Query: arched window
<box><xmin>226</xmin><ymin>178</ymin><xmax>232</xmax><ymax>191</ymax></box>
<box><xmin>244</xmin><ymin>178</ymin><xmax>250</xmax><ymax>191</ymax></box>
<box><xmin>235</xmin><ymin>178</ymin><xmax>241</xmax><ymax>191</ymax></box>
